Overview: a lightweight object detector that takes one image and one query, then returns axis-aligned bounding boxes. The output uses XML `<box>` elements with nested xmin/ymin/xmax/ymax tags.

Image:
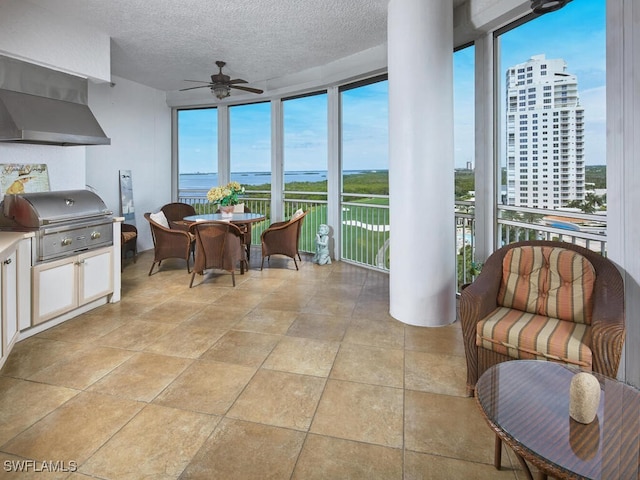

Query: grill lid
<box><xmin>3</xmin><ymin>189</ymin><xmax>112</xmax><ymax>228</ymax></box>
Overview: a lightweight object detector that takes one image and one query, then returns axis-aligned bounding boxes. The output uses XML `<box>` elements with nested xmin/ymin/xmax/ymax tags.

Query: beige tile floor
<box><xmin>0</xmin><ymin>249</ymin><xmax>531</xmax><ymax>479</ymax></box>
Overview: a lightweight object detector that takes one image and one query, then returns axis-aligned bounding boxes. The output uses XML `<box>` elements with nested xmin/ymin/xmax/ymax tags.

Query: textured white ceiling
<box><xmin>26</xmin><ymin>0</ymin><xmax>467</xmax><ymax>93</ymax></box>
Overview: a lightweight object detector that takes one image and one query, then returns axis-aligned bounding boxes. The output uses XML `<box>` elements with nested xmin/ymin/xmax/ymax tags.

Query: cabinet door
<box><xmin>78</xmin><ymin>248</ymin><xmax>113</xmax><ymax>305</ymax></box>
<box><xmin>17</xmin><ymin>238</ymin><xmax>32</xmax><ymax>332</ymax></box>
<box><xmin>32</xmin><ymin>256</ymin><xmax>77</xmax><ymax>325</ymax></box>
<box><xmin>0</xmin><ymin>252</ymin><xmax>3</xmax><ymax>360</ymax></box>
<box><xmin>3</xmin><ymin>249</ymin><xmax>18</xmax><ymax>350</ymax></box>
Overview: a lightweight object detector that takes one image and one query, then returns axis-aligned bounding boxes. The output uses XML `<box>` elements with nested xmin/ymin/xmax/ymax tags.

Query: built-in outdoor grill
<box><xmin>1</xmin><ymin>189</ymin><xmax>113</xmax><ymax>264</ymax></box>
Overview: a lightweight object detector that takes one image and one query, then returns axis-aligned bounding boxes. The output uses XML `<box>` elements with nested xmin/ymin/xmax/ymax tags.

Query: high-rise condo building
<box><xmin>505</xmin><ymin>54</ymin><xmax>585</xmax><ymax>209</ymax></box>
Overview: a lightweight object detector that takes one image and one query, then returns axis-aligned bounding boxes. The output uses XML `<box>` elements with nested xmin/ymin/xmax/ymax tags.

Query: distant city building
<box><xmin>505</xmin><ymin>54</ymin><xmax>585</xmax><ymax>209</ymax></box>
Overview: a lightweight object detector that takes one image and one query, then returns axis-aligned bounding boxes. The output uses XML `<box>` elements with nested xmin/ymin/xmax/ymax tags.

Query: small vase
<box><xmin>569</xmin><ymin>372</ymin><xmax>601</xmax><ymax>424</ymax></box>
<box><xmin>220</xmin><ymin>205</ymin><xmax>234</xmax><ymax>218</ymax></box>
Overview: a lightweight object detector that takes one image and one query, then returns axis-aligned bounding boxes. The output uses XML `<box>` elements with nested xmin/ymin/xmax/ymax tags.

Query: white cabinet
<box><xmin>2</xmin><ymin>249</ymin><xmax>18</xmax><ymax>351</ymax></box>
<box><xmin>32</xmin><ymin>247</ymin><xmax>113</xmax><ymax>325</ymax></box>
<box><xmin>0</xmin><ymin>236</ymin><xmax>29</xmax><ymax>368</ymax></box>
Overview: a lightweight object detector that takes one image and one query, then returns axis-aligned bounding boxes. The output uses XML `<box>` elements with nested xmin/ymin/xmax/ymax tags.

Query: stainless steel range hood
<box><xmin>0</xmin><ymin>55</ymin><xmax>110</xmax><ymax>146</ymax></box>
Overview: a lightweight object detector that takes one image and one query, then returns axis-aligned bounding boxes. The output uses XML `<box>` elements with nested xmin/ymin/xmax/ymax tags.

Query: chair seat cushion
<box><xmin>476</xmin><ymin>306</ymin><xmax>592</xmax><ymax>368</ymax></box>
<box><xmin>121</xmin><ymin>231</ymin><xmax>137</xmax><ymax>243</ymax></box>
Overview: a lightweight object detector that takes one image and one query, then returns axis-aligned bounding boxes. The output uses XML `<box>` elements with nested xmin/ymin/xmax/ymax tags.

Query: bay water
<box><xmin>180</xmin><ymin>170</ymin><xmax>368</xmax><ymax>196</ymax></box>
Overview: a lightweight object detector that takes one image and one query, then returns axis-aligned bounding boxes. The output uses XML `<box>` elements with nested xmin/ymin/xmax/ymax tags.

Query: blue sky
<box><xmin>179</xmin><ymin>0</ymin><xmax>605</xmax><ymax>173</ymax></box>
<box><xmin>455</xmin><ymin>0</ymin><xmax>606</xmax><ymax>168</ymax></box>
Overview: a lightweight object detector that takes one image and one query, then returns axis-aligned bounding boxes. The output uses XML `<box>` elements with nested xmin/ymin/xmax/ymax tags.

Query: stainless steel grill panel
<box><xmin>1</xmin><ymin>189</ymin><xmax>113</xmax><ymax>263</ymax></box>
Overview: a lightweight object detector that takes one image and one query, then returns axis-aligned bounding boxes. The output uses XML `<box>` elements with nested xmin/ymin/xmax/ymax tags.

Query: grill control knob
<box><xmin>61</xmin><ymin>238</ymin><xmax>73</xmax><ymax>246</ymax></box>
<box><xmin>90</xmin><ymin>231</ymin><xmax>101</xmax><ymax>240</ymax></box>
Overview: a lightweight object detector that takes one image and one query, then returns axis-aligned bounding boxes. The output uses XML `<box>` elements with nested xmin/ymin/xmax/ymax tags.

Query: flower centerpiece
<box><xmin>207</xmin><ymin>181</ymin><xmax>245</xmax><ymax>216</ymax></box>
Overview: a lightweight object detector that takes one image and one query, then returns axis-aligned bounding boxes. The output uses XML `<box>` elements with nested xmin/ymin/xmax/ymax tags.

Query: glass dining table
<box><xmin>181</xmin><ymin>212</ymin><xmax>267</xmax><ymax>263</ymax></box>
<box><xmin>182</xmin><ymin>212</ymin><xmax>266</xmax><ymax>224</ymax></box>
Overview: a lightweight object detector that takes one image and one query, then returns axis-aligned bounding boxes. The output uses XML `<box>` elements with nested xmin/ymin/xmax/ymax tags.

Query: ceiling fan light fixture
<box><xmin>212</xmin><ymin>84</ymin><xmax>230</xmax><ymax>99</ymax></box>
<box><xmin>531</xmin><ymin>0</ymin><xmax>571</xmax><ymax>14</ymax></box>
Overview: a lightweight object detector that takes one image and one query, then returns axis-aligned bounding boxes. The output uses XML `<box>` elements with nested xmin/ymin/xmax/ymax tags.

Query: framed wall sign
<box><xmin>1</xmin><ymin>164</ymin><xmax>50</xmax><ymax>194</ymax></box>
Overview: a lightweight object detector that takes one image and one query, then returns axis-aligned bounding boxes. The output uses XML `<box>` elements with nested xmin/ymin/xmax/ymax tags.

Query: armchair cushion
<box><xmin>291</xmin><ymin>208</ymin><xmax>304</xmax><ymax>221</ymax></box>
<box><xmin>477</xmin><ymin>307</ymin><xmax>592</xmax><ymax>368</ymax></box>
<box><xmin>497</xmin><ymin>246</ymin><xmax>595</xmax><ymax>325</ymax></box>
<box><xmin>150</xmin><ymin>211</ymin><xmax>169</xmax><ymax>229</ymax></box>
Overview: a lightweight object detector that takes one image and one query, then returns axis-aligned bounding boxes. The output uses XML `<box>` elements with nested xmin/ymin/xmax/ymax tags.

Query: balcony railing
<box><xmin>454</xmin><ymin>202</ymin><xmax>608</xmax><ymax>293</ymax></box>
<box><xmin>341</xmin><ymin>193</ymin><xmax>390</xmax><ymax>271</ymax></box>
<box><xmin>178</xmin><ymin>189</ymin><xmax>271</xmax><ymax>244</ymax></box>
<box><xmin>180</xmin><ymin>191</ymin><xmax>607</xmax><ymax>284</ymax></box>
<box><xmin>180</xmin><ymin>189</ymin><xmax>390</xmax><ymax>271</ymax></box>
<box><xmin>497</xmin><ymin>205</ymin><xmax>607</xmax><ymax>255</ymax></box>
<box><xmin>283</xmin><ymin>191</ymin><xmax>328</xmax><ymax>254</ymax></box>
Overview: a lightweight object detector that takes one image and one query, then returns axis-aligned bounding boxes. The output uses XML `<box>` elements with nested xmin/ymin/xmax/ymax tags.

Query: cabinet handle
<box><xmin>75</xmin><ymin>260</ymin><xmax>85</xmax><ymax>266</ymax></box>
<box><xmin>4</xmin><ymin>258</ymin><xmax>11</xmax><ymax>265</ymax></box>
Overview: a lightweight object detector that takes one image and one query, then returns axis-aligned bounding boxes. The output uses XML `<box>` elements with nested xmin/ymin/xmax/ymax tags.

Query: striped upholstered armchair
<box><xmin>459</xmin><ymin>240</ymin><xmax>625</xmax><ymax>397</ymax></box>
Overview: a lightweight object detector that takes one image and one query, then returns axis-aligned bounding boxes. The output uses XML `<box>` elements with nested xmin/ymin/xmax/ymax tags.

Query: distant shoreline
<box><xmin>180</xmin><ymin>169</ymin><xmax>387</xmax><ymax>176</ymax></box>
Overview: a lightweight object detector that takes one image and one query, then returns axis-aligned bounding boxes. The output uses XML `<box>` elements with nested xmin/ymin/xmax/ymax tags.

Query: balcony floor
<box><xmin>0</xmin><ymin>249</ymin><xmax>530</xmax><ymax>479</ymax></box>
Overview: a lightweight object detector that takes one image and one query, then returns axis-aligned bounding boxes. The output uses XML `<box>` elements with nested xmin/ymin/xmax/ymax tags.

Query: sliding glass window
<box><xmin>177</xmin><ymin>108</ymin><xmax>217</xmax><ymax>201</ymax></box>
<box><xmin>229</xmin><ymin>102</ymin><xmax>271</xmax><ymax>190</ymax></box>
<box><xmin>454</xmin><ymin>44</ymin><xmax>476</xmax><ymax>288</ymax></box>
<box><xmin>340</xmin><ymin>77</ymin><xmax>389</xmax><ymax>270</ymax></box>
<box><xmin>496</xmin><ymin>1</ymin><xmax>606</xmax><ymax>232</ymax></box>
<box><xmin>282</xmin><ymin>92</ymin><xmax>328</xmax><ymax>232</ymax></box>
<box><xmin>454</xmin><ymin>45</ymin><xmax>475</xmax><ymax>196</ymax></box>
<box><xmin>283</xmin><ymin>92</ymin><xmax>328</xmax><ymax>192</ymax></box>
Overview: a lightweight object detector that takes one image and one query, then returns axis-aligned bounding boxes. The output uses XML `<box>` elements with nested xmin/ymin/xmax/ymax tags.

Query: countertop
<box><xmin>0</xmin><ymin>230</ymin><xmax>34</xmax><ymax>255</ymax></box>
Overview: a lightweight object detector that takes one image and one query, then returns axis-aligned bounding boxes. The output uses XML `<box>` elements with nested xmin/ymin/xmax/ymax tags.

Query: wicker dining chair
<box><xmin>260</xmin><ymin>210</ymin><xmax>308</xmax><ymax>270</ymax></box>
<box><xmin>189</xmin><ymin>220</ymin><xmax>247</xmax><ymax>287</ymax></box>
<box><xmin>144</xmin><ymin>212</ymin><xmax>195</xmax><ymax>275</ymax></box>
<box><xmin>459</xmin><ymin>240</ymin><xmax>626</xmax><ymax>397</ymax></box>
<box><xmin>161</xmin><ymin>202</ymin><xmax>196</xmax><ymax>232</ymax></box>
<box><xmin>216</xmin><ymin>203</ymin><xmax>253</xmax><ymax>261</ymax></box>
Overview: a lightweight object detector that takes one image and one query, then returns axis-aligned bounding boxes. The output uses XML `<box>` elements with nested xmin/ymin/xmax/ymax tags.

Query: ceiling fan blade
<box><xmin>227</xmin><ymin>79</ymin><xmax>248</xmax><ymax>85</ymax></box>
<box><xmin>183</xmin><ymin>79</ymin><xmax>213</xmax><ymax>83</ymax></box>
<box><xmin>230</xmin><ymin>85</ymin><xmax>264</xmax><ymax>94</ymax></box>
<box><xmin>179</xmin><ymin>85</ymin><xmax>213</xmax><ymax>91</ymax></box>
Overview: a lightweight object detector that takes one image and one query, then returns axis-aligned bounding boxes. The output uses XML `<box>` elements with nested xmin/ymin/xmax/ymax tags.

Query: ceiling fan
<box><xmin>180</xmin><ymin>61</ymin><xmax>264</xmax><ymax>99</ymax></box>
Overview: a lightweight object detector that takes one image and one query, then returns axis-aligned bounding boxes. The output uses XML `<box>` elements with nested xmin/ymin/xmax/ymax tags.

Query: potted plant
<box><xmin>206</xmin><ymin>181</ymin><xmax>245</xmax><ymax>216</ymax></box>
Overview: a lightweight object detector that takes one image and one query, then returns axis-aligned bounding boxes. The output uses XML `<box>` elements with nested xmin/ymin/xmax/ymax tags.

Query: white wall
<box><xmin>0</xmin><ymin>0</ymin><xmax>110</xmax><ymax>81</ymax></box>
<box><xmin>0</xmin><ymin>143</ymin><xmax>86</xmax><ymax>190</ymax></box>
<box><xmin>0</xmin><ymin>0</ymin><xmax>169</xmax><ymax>252</ymax></box>
<box><xmin>87</xmin><ymin>76</ymin><xmax>172</xmax><ymax>252</ymax></box>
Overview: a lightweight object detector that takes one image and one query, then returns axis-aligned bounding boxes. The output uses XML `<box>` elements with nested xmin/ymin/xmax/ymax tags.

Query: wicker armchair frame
<box><xmin>161</xmin><ymin>202</ymin><xmax>196</xmax><ymax>232</ymax></box>
<box><xmin>459</xmin><ymin>240</ymin><xmax>625</xmax><ymax>397</ymax></box>
<box><xmin>215</xmin><ymin>204</ymin><xmax>253</xmax><ymax>261</ymax></box>
<box><xmin>260</xmin><ymin>210</ymin><xmax>308</xmax><ymax>270</ymax></box>
<box><xmin>144</xmin><ymin>212</ymin><xmax>194</xmax><ymax>275</ymax></box>
<box><xmin>189</xmin><ymin>221</ymin><xmax>246</xmax><ymax>287</ymax></box>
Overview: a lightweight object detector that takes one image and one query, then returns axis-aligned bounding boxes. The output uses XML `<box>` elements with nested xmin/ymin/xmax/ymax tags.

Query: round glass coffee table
<box><xmin>475</xmin><ymin>360</ymin><xmax>640</xmax><ymax>480</ymax></box>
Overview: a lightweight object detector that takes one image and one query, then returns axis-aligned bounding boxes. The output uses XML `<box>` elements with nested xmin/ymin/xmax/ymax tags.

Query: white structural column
<box><xmin>473</xmin><ymin>33</ymin><xmax>495</xmax><ymax>263</ymax></box>
<box><xmin>326</xmin><ymin>86</ymin><xmax>341</xmax><ymax>260</ymax></box>
<box><xmin>606</xmin><ymin>0</ymin><xmax>640</xmax><ymax>386</ymax></box>
<box><xmin>388</xmin><ymin>0</ymin><xmax>455</xmax><ymax>326</ymax></box>
<box><xmin>270</xmin><ymin>100</ymin><xmax>284</xmax><ymax>222</ymax></box>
